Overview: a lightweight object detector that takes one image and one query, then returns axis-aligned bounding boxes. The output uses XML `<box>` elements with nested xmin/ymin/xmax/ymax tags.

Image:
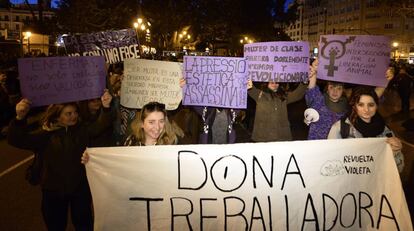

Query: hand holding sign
<box><xmin>15</xmin><ymin>98</ymin><xmax>31</xmax><ymax>120</ymax></box>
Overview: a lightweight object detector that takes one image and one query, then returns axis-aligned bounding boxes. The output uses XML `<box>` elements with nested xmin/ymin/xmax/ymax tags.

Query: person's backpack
<box><xmin>340</xmin><ymin>117</ymin><xmax>350</xmax><ymax>138</ymax></box>
<box><xmin>25</xmin><ymin>152</ymin><xmax>43</xmax><ymax>186</ymax></box>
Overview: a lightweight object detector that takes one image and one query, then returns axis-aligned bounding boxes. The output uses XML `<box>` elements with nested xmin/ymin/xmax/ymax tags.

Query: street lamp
<box><xmin>24</xmin><ymin>31</ymin><xmax>32</xmax><ymax>55</ymax></box>
<box><xmin>178</xmin><ymin>30</ymin><xmax>192</xmax><ymax>53</ymax></box>
<box><xmin>133</xmin><ymin>17</ymin><xmax>151</xmax><ymax>55</ymax></box>
<box><xmin>392</xmin><ymin>42</ymin><xmax>399</xmax><ymax>60</ymax></box>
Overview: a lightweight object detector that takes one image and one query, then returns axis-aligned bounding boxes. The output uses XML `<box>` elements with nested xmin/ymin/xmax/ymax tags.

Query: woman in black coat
<box><xmin>8</xmin><ymin>91</ymin><xmax>112</xmax><ymax>231</ymax></box>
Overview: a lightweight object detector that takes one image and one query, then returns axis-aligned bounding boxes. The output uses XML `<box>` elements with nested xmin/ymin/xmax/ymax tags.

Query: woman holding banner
<box><xmin>327</xmin><ymin>87</ymin><xmax>404</xmax><ymax>173</ymax></box>
<box><xmin>8</xmin><ymin>90</ymin><xmax>112</xmax><ymax>231</ymax></box>
<box><xmin>82</xmin><ymin>102</ymin><xmax>178</xmax><ymax>167</ymax></box>
<box><xmin>305</xmin><ymin>59</ymin><xmax>394</xmax><ymax>140</ymax></box>
<box><xmin>247</xmin><ymin>79</ymin><xmax>307</xmax><ymax>141</ymax></box>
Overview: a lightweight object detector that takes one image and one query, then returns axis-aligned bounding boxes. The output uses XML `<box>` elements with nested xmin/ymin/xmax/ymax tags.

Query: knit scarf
<box><xmin>324</xmin><ymin>93</ymin><xmax>348</xmax><ymax>113</ymax></box>
<box><xmin>353</xmin><ymin>113</ymin><xmax>386</xmax><ymax>137</ymax></box>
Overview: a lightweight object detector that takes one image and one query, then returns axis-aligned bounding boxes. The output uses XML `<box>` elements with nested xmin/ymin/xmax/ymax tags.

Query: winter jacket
<box><xmin>248</xmin><ymin>84</ymin><xmax>306</xmax><ymax>142</ymax></box>
<box><xmin>305</xmin><ymin>86</ymin><xmax>347</xmax><ymax>140</ymax></box>
<box><xmin>193</xmin><ymin>106</ymin><xmax>238</xmax><ymax>144</ymax></box>
<box><xmin>8</xmin><ymin>108</ymin><xmax>112</xmax><ymax>194</ymax></box>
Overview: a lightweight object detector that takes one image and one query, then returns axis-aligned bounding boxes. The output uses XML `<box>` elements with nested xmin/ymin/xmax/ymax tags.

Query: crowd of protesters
<box><xmin>1</xmin><ymin>53</ymin><xmax>413</xmax><ymax>230</ymax></box>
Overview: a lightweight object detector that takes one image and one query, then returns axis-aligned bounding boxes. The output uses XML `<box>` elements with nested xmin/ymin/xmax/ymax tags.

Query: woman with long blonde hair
<box><xmin>124</xmin><ymin>101</ymin><xmax>178</xmax><ymax>146</ymax></box>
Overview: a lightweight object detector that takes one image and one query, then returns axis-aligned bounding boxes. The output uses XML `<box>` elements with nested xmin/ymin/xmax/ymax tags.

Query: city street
<box><xmin>0</xmin><ymin>89</ymin><xmax>413</xmax><ymax>231</ymax></box>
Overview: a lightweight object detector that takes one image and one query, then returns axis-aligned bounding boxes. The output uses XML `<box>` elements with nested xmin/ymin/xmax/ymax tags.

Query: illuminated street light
<box><xmin>392</xmin><ymin>42</ymin><xmax>399</xmax><ymax>60</ymax></box>
<box><xmin>133</xmin><ymin>22</ymin><xmax>139</xmax><ymax>29</ymax></box>
<box><xmin>24</xmin><ymin>31</ymin><xmax>32</xmax><ymax>54</ymax></box>
<box><xmin>240</xmin><ymin>39</ymin><xmax>244</xmax><ymax>44</ymax></box>
<box><xmin>140</xmin><ymin>25</ymin><xmax>146</xmax><ymax>31</ymax></box>
<box><xmin>137</xmin><ymin>18</ymin><xmax>143</xmax><ymax>24</ymax></box>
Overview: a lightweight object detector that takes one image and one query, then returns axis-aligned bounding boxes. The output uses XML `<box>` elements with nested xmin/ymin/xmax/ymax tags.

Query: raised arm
<box><xmin>375</xmin><ymin>67</ymin><xmax>394</xmax><ymax>98</ymax></box>
<box><xmin>8</xmin><ymin>99</ymin><xmax>47</xmax><ymax>150</ymax></box>
<box><xmin>308</xmin><ymin>58</ymin><xmax>318</xmax><ymax>89</ymax></box>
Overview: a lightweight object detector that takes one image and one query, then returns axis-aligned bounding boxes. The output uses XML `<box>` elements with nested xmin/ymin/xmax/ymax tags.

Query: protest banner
<box><xmin>182</xmin><ymin>56</ymin><xmax>248</xmax><ymax>109</ymax></box>
<box><xmin>62</xmin><ymin>29</ymin><xmax>139</xmax><ymax>64</ymax></box>
<box><xmin>18</xmin><ymin>56</ymin><xmax>106</xmax><ymax>107</ymax></box>
<box><xmin>244</xmin><ymin>41</ymin><xmax>310</xmax><ymax>82</ymax></box>
<box><xmin>317</xmin><ymin>35</ymin><xmax>391</xmax><ymax>87</ymax></box>
<box><xmin>86</xmin><ymin>138</ymin><xmax>412</xmax><ymax>231</ymax></box>
<box><xmin>121</xmin><ymin>58</ymin><xmax>182</xmax><ymax>110</ymax></box>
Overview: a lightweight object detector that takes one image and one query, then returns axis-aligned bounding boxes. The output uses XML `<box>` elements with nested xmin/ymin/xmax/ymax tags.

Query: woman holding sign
<box><xmin>247</xmin><ymin>79</ymin><xmax>307</xmax><ymax>141</ymax></box>
<box><xmin>305</xmin><ymin>59</ymin><xmax>394</xmax><ymax>140</ymax></box>
<box><xmin>8</xmin><ymin>91</ymin><xmax>112</xmax><ymax>231</ymax></box>
<box><xmin>327</xmin><ymin>87</ymin><xmax>404</xmax><ymax>173</ymax></box>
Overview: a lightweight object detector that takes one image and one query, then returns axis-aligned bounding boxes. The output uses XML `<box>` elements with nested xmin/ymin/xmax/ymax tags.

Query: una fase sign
<box><xmin>86</xmin><ymin>138</ymin><xmax>412</xmax><ymax>231</ymax></box>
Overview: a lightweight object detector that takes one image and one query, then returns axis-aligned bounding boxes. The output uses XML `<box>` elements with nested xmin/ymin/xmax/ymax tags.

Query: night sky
<box><xmin>10</xmin><ymin>0</ymin><xmax>294</xmax><ymax>11</ymax></box>
<box><xmin>10</xmin><ymin>0</ymin><xmax>59</xmax><ymax>8</ymax></box>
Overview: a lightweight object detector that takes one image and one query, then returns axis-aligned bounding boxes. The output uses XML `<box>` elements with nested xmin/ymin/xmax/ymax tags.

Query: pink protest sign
<box><xmin>317</xmin><ymin>35</ymin><xmax>391</xmax><ymax>87</ymax></box>
<box><xmin>182</xmin><ymin>56</ymin><xmax>248</xmax><ymax>109</ymax></box>
<box><xmin>244</xmin><ymin>41</ymin><xmax>309</xmax><ymax>82</ymax></box>
<box><xmin>18</xmin><ymin>56</ymin><xmax>106</xmax><ymax>107</ymax></box>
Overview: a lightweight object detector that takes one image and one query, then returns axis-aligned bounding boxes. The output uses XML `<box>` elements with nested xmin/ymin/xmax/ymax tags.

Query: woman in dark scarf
<box><xmin>305</xmin><ymin>59</ymin><xmax>393</xmax><ymax>140</ymax></box>
<box><xmin>327</xmin><ymin>87</ymin><xmax>404</xmax><ymax>172</ymax></box>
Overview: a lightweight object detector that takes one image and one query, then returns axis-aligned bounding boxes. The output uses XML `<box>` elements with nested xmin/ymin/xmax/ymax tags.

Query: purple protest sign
<box><xmin>18</xmin><ymin>56</ymin><xmax>106</xmax><ymax>107</ymax></box>
<box><xmin>244</xmin><ymin>41</ymin><xmax>309</xmax><ymax>82</ymax></box>
<box><xmin>63</xmin><ymin>29</ymin><xmax>139</xmax><ymax>64</ymax></box>
<box><xmin>317</xmin><ymin>35</ymin><xmax>391</xmax><ymax>87</ymax></box>
<box><xmin>182</xmin><ymin>56</ymin><xmax>248</xmax><ymax>109</ymax></box>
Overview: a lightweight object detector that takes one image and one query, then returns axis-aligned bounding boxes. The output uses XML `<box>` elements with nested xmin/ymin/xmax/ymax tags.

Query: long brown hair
<box><xmin>130</xmin><ymin>102</ymin><xmax>178</xmax><ymax>145</ymax></box>
<box><xmin>41</xmin><ymin>102</ymin><xmax>79</xmax><ymax>128</ymax></box>
<box><xmin>348</xmin><ymin>87</ymin><xmax>379</xmax><ymax>124</ymax></box>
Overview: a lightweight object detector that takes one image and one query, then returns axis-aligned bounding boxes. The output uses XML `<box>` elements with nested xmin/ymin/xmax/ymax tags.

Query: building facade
<box><xmin>0</xmin><ymin>3</ymin><xmax>54</xmax><ymax>55</ymax></box>
<box><xmin>285</xmin><ymin>0</ymin><xmax>414</xmax><ymax>60</ymax></box>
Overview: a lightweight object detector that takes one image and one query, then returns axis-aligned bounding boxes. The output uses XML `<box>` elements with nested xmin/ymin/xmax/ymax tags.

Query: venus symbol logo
<box><xmin>320</xmin><ymin>36</ymin><xmax>356</xmax><ymax>77</ymax></box>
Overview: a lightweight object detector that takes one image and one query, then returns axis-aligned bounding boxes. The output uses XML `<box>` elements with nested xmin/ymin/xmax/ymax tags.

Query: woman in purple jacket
<box><xmin>305</xmin><ymin>59</ymin><xmax>393</xmax><ymax>140</ymax></box>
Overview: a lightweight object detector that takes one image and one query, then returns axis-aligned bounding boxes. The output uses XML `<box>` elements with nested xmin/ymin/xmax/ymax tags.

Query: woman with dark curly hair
<box><xmin>328</xmin><ymin>87</ymin><xmax>404</xmax><ymax>172</ymax></box>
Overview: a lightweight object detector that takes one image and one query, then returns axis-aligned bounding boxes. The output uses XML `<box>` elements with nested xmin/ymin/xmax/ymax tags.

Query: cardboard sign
<box><xmin>182</xmin><ymin>56</ymin><xmax>248</xmax><ymax>109</ymax></box>
<box><xmin>121</xmin><ymin>58</ymin><xmax>182</xmax><ymax>110</ymax></box>
<box><xmin>18</xmin><ymin>56</ymin><xmax>106</xmax><ymax>106</ymax></box>
<box><xmin>244</xmin><ymin>41</ymin><xmax>310</xmax><ymax>82</ymax></box>
<box><xmin>317</xmin><ymin>35</ymin><xmax>391</xmax><ymax>87</ymax></box>
<box><xmin>86</xmin><ymin>138</ymin><xmax>412</xmax><ymax>231</ymax></box>
<box><xmin>63</xmin><ymin>29</ymin><xmax>139</xmax><ymax>64</ymax></box>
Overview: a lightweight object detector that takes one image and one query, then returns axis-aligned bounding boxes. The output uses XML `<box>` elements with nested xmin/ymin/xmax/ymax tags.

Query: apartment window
<box><xmin>26</xmin><ymin>16</ymin><xmax>30</xmax><ymax>21</ymax></box>
<box><xmin>5</xmin><ymin>15</ymin><xmax>9</xmax><ymax>21</ymax></box>
<box><xmin>16</xmin><ymin>24</ymin><xmax>20</xmax><ymax>30</ymax></box>
<box><xmin>384</xmin><ymin>23</ymin><xmax>393</xmax><ymax>29</ymax></box>
<box><xmin>15</xmin><ymin>16</ymin><xmax>20</xmax><ymax>22</ymax></box>
<box><xmin>366</xmin><ymin>0</ymin><xmax>376</xmax><ymax>8</ymax></box>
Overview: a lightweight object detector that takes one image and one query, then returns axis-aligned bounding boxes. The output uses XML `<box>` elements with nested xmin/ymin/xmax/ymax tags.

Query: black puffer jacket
<box><xmin>8</xmin><ymin>108</ymin><xmax>112</xmax><ymax>194</ymax></box>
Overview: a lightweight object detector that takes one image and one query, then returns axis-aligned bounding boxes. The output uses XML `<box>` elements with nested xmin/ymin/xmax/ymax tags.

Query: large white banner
<box><xmin>86</xmin><ymin>138</ymin><xmax>412</xmax><ymax>231</ymax></box>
